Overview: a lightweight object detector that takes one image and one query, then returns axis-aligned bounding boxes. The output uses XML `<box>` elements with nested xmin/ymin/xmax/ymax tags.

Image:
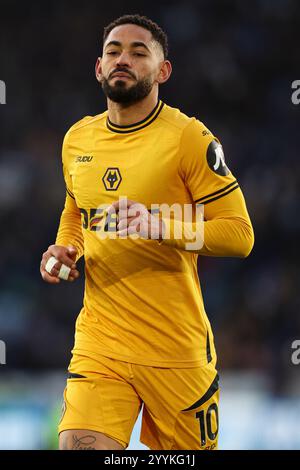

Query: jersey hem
<box><xmin>72</xmin><ymin>344</ymin><xmax>215</xmax><ymax>369</ymax></box>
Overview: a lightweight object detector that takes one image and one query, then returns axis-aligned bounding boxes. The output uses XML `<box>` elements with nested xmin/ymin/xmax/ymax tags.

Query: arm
<box><xmin>110</xmin><ymin>187</ymin><xmax>254</xmax><ymax>258</ymax></box>
<box><xmin>198</xmin><ymin>186</ymin><xmax>254</xmax><ymax>257</ymax></box>
<box><xmin>40</xmin><ymin>131</ymin><xmax>84</xmax><ymax>284</ymax></box>
<box><xmin>55</xmin><ymin>189</ymin><xmax>84</xmax><ymax>262</ymax></box>
<box><xmin>160</xmin><ymin>186</ymin><xmax>254</xmax><ymax>257</ymax></box>
<box><xmin>55</xmin><ymin>131</ymin><xmax>84</xmax><ymax>262</ymax></box>
<box><xmin>160</xmin><ymin>118</ymin><xmax>254</xmax><ymax>257</ymax></box>
<box><xmin>40</xmin><ymin>191</ymin><xmax>83</xmax><ymax>284</ymax></box>
<box><xmin>109</xmin><ymin>119</ymin><xmax>254</xmax><ymax>258</ymax></box>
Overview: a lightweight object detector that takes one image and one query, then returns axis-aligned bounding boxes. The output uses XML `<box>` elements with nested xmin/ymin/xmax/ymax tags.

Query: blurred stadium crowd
<box><xmin>0</xmin><ymin>0</ymin><xmax>299</xmax><ymax>396</ymax></box>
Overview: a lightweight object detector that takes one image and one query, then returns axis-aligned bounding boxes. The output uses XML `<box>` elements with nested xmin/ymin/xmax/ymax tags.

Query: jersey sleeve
<box><xmin>55</xmin><ymin>131</ymin><xmax>84</xmax><ymax>261</ymax></box>
<box><xmin>179</xmin><ymin>118</ymin><xmax>239</xmax><ymax>205</ymax></box>
<box><xmin>159</xmin><ymin>118</ymin><xmax>254</xmax><ymax>257</ymax></box>
<box><xmin>61</xmin><ymin>132</ymin><xmax>75</xmax><ymax>201</ymax></box>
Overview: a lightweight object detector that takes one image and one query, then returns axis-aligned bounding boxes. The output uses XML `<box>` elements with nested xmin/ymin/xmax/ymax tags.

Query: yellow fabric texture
<box><xmin>59</xmin><ymin>352</ymin><xmax>219</xmax><ymax>450</ymax></box>
<box><xmin>160</xmin><ymin>186</ymin><xmax>254</xmax><ymax>256</ymax></box>
<box><xmin>55</xmin><ymin>100</ymin><xmax>253</xmax><ymax>368</ymax></box>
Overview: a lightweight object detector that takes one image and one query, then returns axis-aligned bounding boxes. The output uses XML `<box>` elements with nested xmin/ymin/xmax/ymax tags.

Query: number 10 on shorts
<box><xmin>196</xmin><ymin>403</ymin><xmax>219</xmax><ymax>449</ymax></box>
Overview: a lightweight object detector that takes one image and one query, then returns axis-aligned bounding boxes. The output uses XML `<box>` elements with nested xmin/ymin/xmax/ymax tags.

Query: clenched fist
<box><xmin>40</xmin><ymin>245</ymin><xmax>80</xmax><ymax>284</ymax></box>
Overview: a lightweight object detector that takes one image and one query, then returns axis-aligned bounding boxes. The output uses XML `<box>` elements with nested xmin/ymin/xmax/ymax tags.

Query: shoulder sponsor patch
<box><xmin>206</xmin><ymin>140</ymin><xmax>230</xmax><ymax>176</ymax></box>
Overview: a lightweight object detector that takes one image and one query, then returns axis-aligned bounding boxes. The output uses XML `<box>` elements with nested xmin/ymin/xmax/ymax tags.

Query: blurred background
<box><xmin>0</xmin><ymin>0</ymin><xmax>300</xmax><ymax>449</ymax></box>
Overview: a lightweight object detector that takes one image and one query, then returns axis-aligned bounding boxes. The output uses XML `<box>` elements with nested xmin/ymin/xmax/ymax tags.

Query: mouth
<box><xmin>111</xmin><ymin>72</ymin><xmax>134</xmax><ymax>80</ymax></box>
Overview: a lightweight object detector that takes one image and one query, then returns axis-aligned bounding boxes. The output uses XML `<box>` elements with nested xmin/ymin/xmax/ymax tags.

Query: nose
<box><xmin>115</xmin><ymin>51</ymin><xmax>131</xmax><ymax>68</ymax></box>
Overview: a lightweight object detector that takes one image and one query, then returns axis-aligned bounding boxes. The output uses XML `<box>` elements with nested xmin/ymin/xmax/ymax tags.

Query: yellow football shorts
<box><xmin>58</xmin><ymin>352</ymin><xmax>219</xmax><ymax>450</ymax></box>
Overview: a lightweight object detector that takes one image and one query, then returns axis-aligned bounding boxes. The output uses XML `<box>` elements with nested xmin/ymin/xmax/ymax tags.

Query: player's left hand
<box><xmin>107</xmin><ymin>199</ymin><xmax>164</xmax><ymax>240</ymax></box>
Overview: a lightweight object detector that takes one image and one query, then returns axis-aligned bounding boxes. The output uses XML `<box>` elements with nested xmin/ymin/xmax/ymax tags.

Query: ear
<box><xmin>95</xmin><ymin>57</ymin><xmax>103</xmax><ymax>83</ymax></box>
<box><xmin>157</xmin><ymin>60</ymin><xmax>172</xmax><ymax>84</ymax></box>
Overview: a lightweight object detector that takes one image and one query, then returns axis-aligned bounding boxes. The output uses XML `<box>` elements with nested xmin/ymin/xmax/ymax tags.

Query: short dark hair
<box><xmin>103</xmin><ymin>14</ymin><xmax>168</xmax><ymax>59</ymax></box>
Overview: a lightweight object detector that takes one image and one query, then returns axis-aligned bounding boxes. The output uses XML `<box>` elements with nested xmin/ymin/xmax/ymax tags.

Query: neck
<box><xmin>107</xmin><ymin>90</ymin><xmax>159</xmax><ymax>126</ymax></box>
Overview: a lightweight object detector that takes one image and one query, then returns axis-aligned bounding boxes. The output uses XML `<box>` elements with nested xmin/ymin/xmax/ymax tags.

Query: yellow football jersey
<box><xmin>56</xmin><ymin>99</ymin><xmax>253</xmax><ymax>368</ymax></box>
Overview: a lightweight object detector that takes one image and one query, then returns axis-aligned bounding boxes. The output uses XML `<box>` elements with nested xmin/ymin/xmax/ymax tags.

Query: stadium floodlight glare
<box><xmin>0</xmin><ymin>80</ymin><xmax>6</xmax><ymax>104</ymax></box>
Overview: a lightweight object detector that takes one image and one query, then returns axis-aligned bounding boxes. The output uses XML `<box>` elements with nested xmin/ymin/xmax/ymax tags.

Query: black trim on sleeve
<box><xmin>195</xmin><ymin>184</ymin><xmax>239</xmax><ymax>205</ymax></box>
<box><xmin>194</xmin><ymin>180</ymin><xmax>237</xmax><ymax>204</ymax></box>
<box><xmin>66</xmin><ymin>187</ymin><xmax>75</xmax><ymax>199</ymax></box>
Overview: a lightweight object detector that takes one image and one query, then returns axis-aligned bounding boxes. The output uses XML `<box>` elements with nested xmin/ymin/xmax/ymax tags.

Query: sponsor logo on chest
<box><xmin>75</xmin><ymin>155</ymin><xmax>94</xmax><ymax>163</ymax></box>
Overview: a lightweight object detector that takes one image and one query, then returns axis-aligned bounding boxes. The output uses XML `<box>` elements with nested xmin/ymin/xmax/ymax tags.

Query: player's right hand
<box><xmin>40</xmin><ymin>245</ymin><xmax>80</xmax><ymax>284</ymax></box>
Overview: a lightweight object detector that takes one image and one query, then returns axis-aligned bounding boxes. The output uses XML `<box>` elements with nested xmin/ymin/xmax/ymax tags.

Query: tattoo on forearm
<box><xmin>72</xmin><ymin>435</ymin><xmax>97</xmax><ymax>450</ymax></box>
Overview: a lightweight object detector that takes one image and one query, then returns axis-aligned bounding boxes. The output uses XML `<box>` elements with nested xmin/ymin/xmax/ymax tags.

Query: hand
<box><xmin>40</xmin><ymin>245</ymin><xmax>80</xmax><ymax>284</ymax></box>
<box><xmin>107</xmin><ymin>199</ymin><xmax>164</xmax><ymax>240</ymax></box>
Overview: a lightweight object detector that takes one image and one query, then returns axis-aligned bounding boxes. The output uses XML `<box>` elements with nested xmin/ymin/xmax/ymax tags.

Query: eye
<box><xmin>107</xmin><ymin>51</ymin><xmax>118</xmax><ymax>55</ymax></box>
<box><xmin>134</xmin><ymin>52</ymin><xmax>146</xmax><ymax>57</ymax></box>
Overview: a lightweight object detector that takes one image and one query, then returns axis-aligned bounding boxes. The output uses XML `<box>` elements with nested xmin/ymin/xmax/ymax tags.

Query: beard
<box><xmin>101</xmin><ymin>75</ymin><xmax>153</xmax><ymax>106</ymax></box>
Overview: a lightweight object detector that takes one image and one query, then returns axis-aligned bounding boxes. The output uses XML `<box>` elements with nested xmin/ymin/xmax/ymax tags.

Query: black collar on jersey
<box><xmin>106</xmin><ymin>100</ymin><xmax>164</xmax><ymax>134</ymax></box>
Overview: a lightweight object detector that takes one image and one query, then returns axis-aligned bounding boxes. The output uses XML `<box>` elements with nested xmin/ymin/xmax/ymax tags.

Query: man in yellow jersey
<box><xmin>40</xmin><ymin>14</ymin><xmax>254</xmax><ymax>450</ymax></box>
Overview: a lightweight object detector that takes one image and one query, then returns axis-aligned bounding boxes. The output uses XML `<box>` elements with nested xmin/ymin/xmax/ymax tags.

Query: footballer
<box><xmin>40</xmin><ymin>14</ymin><xmax>254</xmax><ymax>450</ymax></box>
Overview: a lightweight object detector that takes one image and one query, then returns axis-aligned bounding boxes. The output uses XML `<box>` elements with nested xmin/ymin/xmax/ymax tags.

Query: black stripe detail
<box><xmin>66</xmin><ymin>187</ymin><xmax>75</xmax><ymax>199</ymax></box>
<box><xmin>206</xmin><ymin>331</ymin><xmax>212</xmax><ymax>364</ymax></box>
<box><xmin>195</xmin><ymin>180</ymin><xmax>238</xmax><ymax>204</ymax></box>
<box><xmin>67</xmin><ymin>373</ymin><xmax>86</xmax><ymax>379</ymax></box>
<box><xmin>182</xmin><ymin>373</ymin><xmax>219</xmax><ymax>411</ymax></box>
<box><xmin>197</xmin><ymin>184</ymin><xmax>239</xmax><ymax>205</ymax></box>
<box><xmin>106</xmin><ymin>102</ymin><xmax>164</xmax><ymax>134</ymax></box>
<box><xmin>107</xmin><ymin>99</ymin><xmax>160</xmax><ymax>129</ymax></box>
